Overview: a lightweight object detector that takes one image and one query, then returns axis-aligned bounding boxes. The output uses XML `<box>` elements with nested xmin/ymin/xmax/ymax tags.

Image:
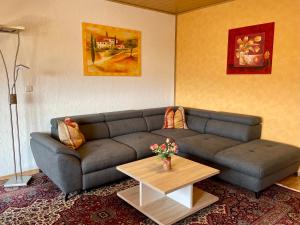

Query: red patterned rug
<box><xmin>0</xmin><ymin>173</ymin><xmax>300</xmax><ymax>225</ymax></box>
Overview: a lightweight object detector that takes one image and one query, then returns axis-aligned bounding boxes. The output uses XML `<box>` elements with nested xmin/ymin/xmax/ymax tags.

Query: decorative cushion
<box><xmin>163</xmin><ymin>107</ymin><xmax>174</xmax><ymax>129</ymax></box>
<box><xmin>163</xmin><ymin>106</ymin><xmax>188</xmax><ymax>129</ymax></box>
<box><xmin>58</xmin><ymin>118</ymin><xmax>85</xmax><ymax>150</ymax></box>
<box><xmin>174</xmin><ymin>106</ymin><xmax>188</xmax><ymax>129</ymax></box>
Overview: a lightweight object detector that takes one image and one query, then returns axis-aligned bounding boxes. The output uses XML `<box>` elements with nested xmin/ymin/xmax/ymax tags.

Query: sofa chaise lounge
<box><xmin>30</xmin><ymin>107</ymin><xmax>300</xmax><ymax>199</ymax></box>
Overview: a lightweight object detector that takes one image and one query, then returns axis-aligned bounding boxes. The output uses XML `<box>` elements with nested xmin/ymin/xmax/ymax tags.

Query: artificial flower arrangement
<box><xmin>150</xmin><ymin>138</ymin><xmax>178</xmax><ymax>170</ymax></box>
<box><xmin>235</xmin><ymin>35</ymin><xmax>270</xmax><ymax>66</ymax></box>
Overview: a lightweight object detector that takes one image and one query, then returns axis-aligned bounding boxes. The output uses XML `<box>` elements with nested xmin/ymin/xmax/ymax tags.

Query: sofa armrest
<box><xmin>30</xmin><ymin>132</ymin><xmax>81</xmax><ymax>159</ymax></box>
<box><xmin>30</xmin><ymin>135</ymin><xmax>82</xmax><ymax>194</ymax></box>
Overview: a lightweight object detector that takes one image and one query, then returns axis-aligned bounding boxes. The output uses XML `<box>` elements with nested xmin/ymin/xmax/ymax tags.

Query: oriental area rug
<box><xmin>0</xmin><ymin>173</ymin><xmax>300</xmax><ymax>225</ymax></box>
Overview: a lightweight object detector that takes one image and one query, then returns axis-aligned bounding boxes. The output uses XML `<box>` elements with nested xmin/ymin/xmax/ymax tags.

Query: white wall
<box><xmin>0</xmin><ymin>0</ymin><xmax>175</xmax><ymax>176</ymax></box>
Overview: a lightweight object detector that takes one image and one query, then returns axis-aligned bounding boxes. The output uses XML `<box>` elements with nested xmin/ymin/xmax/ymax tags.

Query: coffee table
<box><xmin>116</xmin><ymin>155</ymin><xmax>220</xmax><ymax>225</ymax></box>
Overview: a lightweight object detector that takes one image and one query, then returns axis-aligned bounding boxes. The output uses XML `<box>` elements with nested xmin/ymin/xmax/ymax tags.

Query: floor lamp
<box><xmin>0</xmin><ymin>25</ymin><xmax>31</xmax><ymax>187</ymax></box>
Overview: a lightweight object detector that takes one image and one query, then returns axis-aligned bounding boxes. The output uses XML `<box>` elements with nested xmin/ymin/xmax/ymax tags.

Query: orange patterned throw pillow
<box><xmin>163</xmin><ymin>107</ymin><xmax>175</xmax><ymax>129</ymax></box>
<box><xmin>163</xmin><ymin>106</ymin><xmax>188</xmax><ymax>129</ymax></box>
<box><xmin>58</xmin><ymin>118</ymin><xmax>85</xmax><ymax>150</ymax></box>
<box><xmin>174</xmin><ymin>106</ymin><xmax>188</xmax><ymax>129</ymax></box>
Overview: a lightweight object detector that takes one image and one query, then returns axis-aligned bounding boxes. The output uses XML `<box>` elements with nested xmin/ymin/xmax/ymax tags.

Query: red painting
<box><xmin>227</xmin><ymin>22</ymin><xmax>275</xmax><ymax>74</ymax></box>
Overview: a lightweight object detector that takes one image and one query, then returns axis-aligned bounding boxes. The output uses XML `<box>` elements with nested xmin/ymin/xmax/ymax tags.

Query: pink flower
<box><xmin>150</xmin><ymin>144</ymin><xmax>158</xmax><ymax>151</ymax></box>
<box><xmin>150</xmin><ymin>140</ymin><xmax>178</xmax><ymax>157</ymax></box>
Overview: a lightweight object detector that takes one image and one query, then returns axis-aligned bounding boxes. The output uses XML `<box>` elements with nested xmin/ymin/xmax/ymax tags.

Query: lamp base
<box><xmin>4</xmin><ymin>175</ymin><xmax>32</xmax><ymax>187</ymax></box>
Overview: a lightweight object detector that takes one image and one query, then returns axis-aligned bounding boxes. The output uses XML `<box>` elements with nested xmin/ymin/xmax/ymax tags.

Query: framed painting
<box><xmin>82</xmin><ymin>22</ymin><xmax>141</xmax><ymax>76</ymax></box>
<box><xmin>226</xmin><ymin>22</ymin><xmax>275</xmax><ymax>74</ymax></box>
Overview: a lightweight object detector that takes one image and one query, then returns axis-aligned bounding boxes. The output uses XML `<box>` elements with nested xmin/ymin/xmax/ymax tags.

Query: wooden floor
<box><xmin>118</xmin><ymin>185</ymin><xmax>218</xmax><ymax>225</ymax></box>
<box><xmin>0</xmin><ymin>169</ymin><xmax>39</xmax><ymax>181</ymax></box>
<box><xmin>1</xmin><ymin>170</ymin><xmax>300</xmax><ymax>192</ymax></box>
<box><xmin>277</xmin><ymin>174</ymin><xmax>300</xmax><ymax>192</ymax></box>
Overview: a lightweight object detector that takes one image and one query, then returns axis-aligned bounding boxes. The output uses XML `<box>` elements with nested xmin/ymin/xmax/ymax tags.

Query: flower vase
<box><xmin>239</xmin><ymin>51</ymin><xmax>246</xmax><ymax>65</ymax></box>
<box><xmin>162</xmin><ymin>157</ymin><xmax>171</xmax><ymax>171</ymax></box>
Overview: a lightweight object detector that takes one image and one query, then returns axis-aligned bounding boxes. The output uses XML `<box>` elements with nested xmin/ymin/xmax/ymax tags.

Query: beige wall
<box><xmin>176</xmin><ymin>0</ymin><xmax>300</xmax><ymax>146</ymax></box>
<box><xmin>0</xmin><ymin>0</ymin><xmax>175</xmax><ymax>176</ymax></box>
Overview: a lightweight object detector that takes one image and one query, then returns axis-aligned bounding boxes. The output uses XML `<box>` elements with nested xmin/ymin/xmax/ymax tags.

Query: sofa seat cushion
<box><xmin>151</xmin><ymin>129</ymin><xmax>199</xmax><ymax>140</ymax></box>
<box><xmin>177</xmin><ymin>134</ymin><xmax>241</xmax><ymax>161</ymax></box>
<box><xmin>214</xmin><ymin>139</ymin><xmax>300</xmax><ymax>178</ymax></box>
<box><xmin>78</xmin><ymin>139</ymin><xmax>136</xmax><ymax>174</ymax></box>
<box><xmin>113</xmin><ymin>132</ymin><xmax>165</xmax><ymax>159</ymax></box>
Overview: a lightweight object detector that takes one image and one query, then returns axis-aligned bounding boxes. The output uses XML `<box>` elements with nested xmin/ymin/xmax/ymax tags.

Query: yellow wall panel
<box><xmin>176</xmin><ymin>0</ymin><xmax>300</xmax><ymax>146</ymax></box>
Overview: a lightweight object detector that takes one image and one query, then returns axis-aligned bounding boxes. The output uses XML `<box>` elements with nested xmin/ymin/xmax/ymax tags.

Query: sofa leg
<box><xmin>64</xmin><ymin>190</ymin><xmax>83</xmax><ymax>201</ymax></box>
<box><xmin>255</xmin><ymin>191</ymin><xmax>261</xmax><ymax>199</ymax></box>
<box><xmin>64</xmin><ymin>193</ymin><xmax>70</xmax><ymax>201</ymax></box>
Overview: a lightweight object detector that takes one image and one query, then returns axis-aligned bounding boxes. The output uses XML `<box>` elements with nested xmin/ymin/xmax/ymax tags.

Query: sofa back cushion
<box><xmin>185</xmin><ymin>108</ymin><xmax>211</xmax><ymax>133</ymax></box>
<box><xmin>142</xmin><ymin>107</ymin><xmax>167</xmax><ymax>131</ymax></box>
<box><xmin>210</xmin><ymin>111</ymin><xmax>262</xmax><ymax>125</ymax></box>
<box><xmin>79</xmin><ymin>123</ymin><xmax>110</xmax><ymax>141</ymax></box>
<box><xmin>51</xmin><ymin>113</ymin><xmax>109</xmax><ymax>141</ymax></box>
<box><xmin>105</xmin><ymin>110</ymin><xmax>147</xmax><ymax>137</ymax></box>
<box><xmin>205</xmin><ymin>111</ymin><xmax>262</xmax><ymax>142</ymax></box>
<box><xmin>186</xmin><ymin>115</ymin><xmax>208</xmax><ymax>133</ymax></box>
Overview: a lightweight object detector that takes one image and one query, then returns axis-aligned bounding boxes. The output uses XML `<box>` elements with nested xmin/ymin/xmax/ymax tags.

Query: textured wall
<box><xmin>0</xmin><ymin>0</ymin><xmax>175</xmax><ymax>176</ymax></box>
<box><xmin>176</xmin><ymin>0</ymin><xmax>300</xmax><ymax>146</ymax></box>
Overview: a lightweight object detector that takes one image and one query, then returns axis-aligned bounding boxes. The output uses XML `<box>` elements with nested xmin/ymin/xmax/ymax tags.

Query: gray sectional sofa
<box><xmin>30</xmin><ymin>107</ymin><xmax>300</xmax><ymax>199</ymax></box>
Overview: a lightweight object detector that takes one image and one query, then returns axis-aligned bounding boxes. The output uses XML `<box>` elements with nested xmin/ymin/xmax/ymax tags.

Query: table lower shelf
<box><xmin>117</xmin><ymin>185</ymin><xmax>218</xmax><ymax>225</ymax></box>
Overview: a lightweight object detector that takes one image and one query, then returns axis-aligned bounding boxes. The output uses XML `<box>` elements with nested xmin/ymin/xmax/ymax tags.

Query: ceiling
<box><xmin>107</xmin><ymin>0</ymin><xmax>232</xmax><ymax>14</ymax></box>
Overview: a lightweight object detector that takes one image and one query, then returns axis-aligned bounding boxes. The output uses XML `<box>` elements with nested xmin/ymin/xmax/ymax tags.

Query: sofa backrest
<box><xmin>142</xmin><ymin>106</ymin><xmax>210</xmax><ymax>132</ymax></box>
<box><xmin>50</xmin><ymin>113</ymin><xmax>109</xmax><ymax>141</ymax></box>
<box><xmin>142</xmin><ymin>107</ymin><xmax>167</xmax><ymax>131</ymax></box>
<box><xmin>205</xmin><ymin>111</ymin><xmax>262</xmax><ymax>142</ymax></box>
<box><xmin>141</xmin><ymin>107</ymin><xmax>262</xmax><ymax>142</ymax></box>
<box><xmin>185</xmin><ymin>108</ymin><xmax>211</xmax><ymax>133</ymax></box>
<box><xmin>104</xmin><ymin>110</ymin><xmax>147</xmax><ymax>137</ymax></box>
<box><xmin>50</xmin><ymin>107</ymin><xmax>262</xmax><ymax>142</ymax></box>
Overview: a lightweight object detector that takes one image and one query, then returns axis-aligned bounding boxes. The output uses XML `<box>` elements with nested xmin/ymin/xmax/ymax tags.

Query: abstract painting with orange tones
<box><xmin>227</xmin><ymin>22</ymin><xmax>274</xmax><ymax>74</ymax></box>
<box><xmin>82</xmin><ymin>23</ymin><xmax>141</xmax><ymax>76</ymax></box>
